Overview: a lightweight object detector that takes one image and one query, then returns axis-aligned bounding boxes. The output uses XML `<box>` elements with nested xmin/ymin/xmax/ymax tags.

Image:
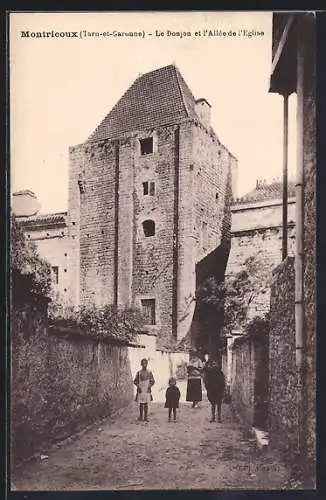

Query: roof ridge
<box><xmin>174</xmin><ymin>66</ymin><xmax>191</xmax><ymax>118</ymax></box>
<box><xmin>18</xmin><ymin>211</ymin><xmax>67</xmax><ymax>219</ymax></box>
<box><xmin>88</xmin><ymin>80</ymin><xmax>134</xmax><ymax>142</ymax></box>
<box><xmin>84</xmin><ymin>64</ymin><xmax>201</xmax><ymax>143</ymax></box>
<box><xmin>139</xmin><ymin>63</ymin><xmax>175</xmax><ymax>78</ymax></box>
<box><xmin>35</xmin><ymin>211</ymin><xmax>66</xmax><ymax>216</ymax></box>
<box><xmin>235</xmin><ymin>180</ymin><xmax>297</xmax><ymax>203</ymax></box>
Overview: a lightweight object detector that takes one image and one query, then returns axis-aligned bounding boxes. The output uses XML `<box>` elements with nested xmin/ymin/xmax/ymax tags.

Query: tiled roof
<box><xmin>88</xmin><ymin>64</ymin><xmax>201</xmax><ymax>142</ymax></box>
<box><xmin>234</xmin><ymin>180</ymin><xmax>296</xmax><ymax>204</ymax></box>
<box><xmin>18</xmin><ymin>212</ymin><xmax>67</xmax><ymax>228</ymax></box>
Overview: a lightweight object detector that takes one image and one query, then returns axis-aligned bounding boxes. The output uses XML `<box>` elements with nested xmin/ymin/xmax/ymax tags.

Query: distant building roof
<box><xmin>13</xmin><ymin>189</ymin><xmax>37</xmax><ymax>198</ymax></box>
<box><xmin>18</xmin><ymin>212</ymin><xmax>67</xmax><ymax>229</ymax></box>
<box><xmin>87</xmin><ymin>64</ymin><xmax>209</xmax><ymax>143</ymax></box>
<box><xmin>233</xmin><ymin>179</ymin><xmax>296</xmax><ymax>205</ymax></box>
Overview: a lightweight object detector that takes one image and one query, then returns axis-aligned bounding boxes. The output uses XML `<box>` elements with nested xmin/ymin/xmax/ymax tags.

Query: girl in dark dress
<box><xmin>203</xmin><ymin>358</ymin><xmax>226</xmax><ymax>423</ymax></box>
<box><xmin>164</xmin><ymin>377</ymin><xmax>181</xmax><ymax>422</ymax></box>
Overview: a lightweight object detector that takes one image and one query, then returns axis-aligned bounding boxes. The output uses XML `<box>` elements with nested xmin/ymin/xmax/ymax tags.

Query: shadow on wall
<box><xmin>11</xmin><ymin>293</ymin><xmax>136</xmax><ymax>466</ymax></box>
<box><xmin>191</xmin><ymin>241</ymin><xmax>231</xmax><ymax>353</ymax></box>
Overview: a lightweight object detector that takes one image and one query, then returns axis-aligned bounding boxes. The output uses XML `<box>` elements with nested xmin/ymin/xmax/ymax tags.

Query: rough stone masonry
<box><xmin>68</xmin><ymin>64</ymin><xmax>237</xmax><ymax>349</ymax></box>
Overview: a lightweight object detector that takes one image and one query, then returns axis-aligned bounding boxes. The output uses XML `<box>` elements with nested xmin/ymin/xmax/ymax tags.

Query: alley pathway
<box><xmin>12</xmin><ymin>383</ymin><xmax>290</xmax><ymax>490</ymax></box>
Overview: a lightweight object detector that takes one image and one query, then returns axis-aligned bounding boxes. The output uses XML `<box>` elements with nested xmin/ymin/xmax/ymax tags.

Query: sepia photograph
<box><xmin>9</xmin><ymin>11</ymin><xmax>316</xmax><ymax>491</ymax></box>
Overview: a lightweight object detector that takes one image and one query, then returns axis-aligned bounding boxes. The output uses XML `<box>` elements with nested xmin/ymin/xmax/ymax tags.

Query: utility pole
<box><xmin>282</xmin><ymin>93</ymin><xmax>289</xmax><ymax>260</ymax></box>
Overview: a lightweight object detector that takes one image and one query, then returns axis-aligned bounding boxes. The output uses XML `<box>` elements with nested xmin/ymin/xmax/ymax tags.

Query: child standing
<box><xmin>164</xmin><ymin>377</ymin><xmax>181</xmax><ymax>422</ymax></box>
<box><xmin>134</xmin><ymin>358</ymin><xmax>155</xmax><ymax>422</ymax></box>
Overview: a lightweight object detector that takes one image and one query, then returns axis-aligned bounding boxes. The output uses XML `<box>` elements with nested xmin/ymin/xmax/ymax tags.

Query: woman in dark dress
<box><xmin>203</xmin><ymin>357</ymin><xmax>226</xmax><ymax>423</ymax></box>
<box><xmin>186</xmin><ymin>351</ymin><xmax>204</xmax><ymax>408</ymax></box>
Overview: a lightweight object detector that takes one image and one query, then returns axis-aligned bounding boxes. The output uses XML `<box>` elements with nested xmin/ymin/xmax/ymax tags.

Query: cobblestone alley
<box><xmin>12</xmin><ymin>383</ymin><xmax>290</xmax><ymax>491</ymax></box>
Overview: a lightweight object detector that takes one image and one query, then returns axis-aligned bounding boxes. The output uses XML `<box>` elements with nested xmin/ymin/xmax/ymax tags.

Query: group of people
<box><xmin>133</xmin><ymin>351</ymin><xmax>226</xmax><ymax>424</ymax></box>
<box><xmin>185</xmin><ymin>351</ymin><xmax>226</xmax><ymax>423</ymax></box>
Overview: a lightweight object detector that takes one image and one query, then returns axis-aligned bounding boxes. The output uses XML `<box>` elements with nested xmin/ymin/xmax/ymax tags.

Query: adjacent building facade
<box><xmin>227</xmin><ymin>178</ymin><xmax>296</xmax><ymax>319</ymax></box>
<box><xmin>12</xmin><ymin>190</ymin><xmax>69</xmax><ymax>301</ymax></box>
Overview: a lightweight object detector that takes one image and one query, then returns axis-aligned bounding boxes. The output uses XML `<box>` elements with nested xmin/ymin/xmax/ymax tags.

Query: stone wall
<box><xmin>231</xmin><ymin>337</ymin><xmax>254</xmax><ymax>427</ymax></box>
<box><xmin>227</xmin><ymin>199</ymin><xmax>296</xmax><ymax>319</ymax></box>
<box><xmin>228</xmin><ymin>226</ymin><xmax>295</xmax><ymax>278</ymax></box>
<box><xmin>176</xmin><ymin>123</ymin><xmax>196</xmax><ymax>342</ymax></box>
<box><xmin>193</xmin><ymin>124</ymin><xmax>232</xmax><ymax>262</ymax></box>
<box><xmin>11</xmin><ymin>295</ymin><xmax>138</xmax><ymax>465</ymax></box>
<box><xmin>269</xmin><ymin>257</ymin><xmax>298</xmax><ymax>462</ymax></box>
<box><xmin>68</xmin><ymin>119</ymin><xmax>233</xmax><ymax>349</ymax></box>
<box><xmin>70</xmin><ymin>140</ymin><xmax>117</xmax><ymax>308</ymax></box>
<box><xmin>177</xmin><ymin>122</ymin><xmax>233</xmax><ymax>342</ymax></box>
<box><xmin>227</xmin><ymin>224</ymin><xmax>296</xmax><ymax>319</ymax></box>
<box><xmin>133</xmin><ymin>126</ymin><xmax>177</xmax><ymax>347</ymax></box>
<box><xmin>11</xmin><ymin>293</ymin><xmax>189</xmax><ymax>465</ymax></box>
<box><xmin>230</xmin><ymin>333</ymin><xmax>269</xmax><ymax>430</ymax></box>
<box><xmin>301</xmin><ymin>14</ymin><xmax>316</xmax><ymax>474</ymax></box>
<box><xmin>231</xmin><ymin>200</ymin><xmax>296</xmax><ymax>233</ymax></box>
<box><xmin>67</xmin><ymin>144</ymin><xmax>83</xmax><ymax>306</ymax></box>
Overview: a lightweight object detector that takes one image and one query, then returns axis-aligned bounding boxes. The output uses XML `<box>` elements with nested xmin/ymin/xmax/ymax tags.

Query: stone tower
<box><xmin>68</xmin><ymin>64</ymin><xmax>236</xmax><ymax>348</ymax></box>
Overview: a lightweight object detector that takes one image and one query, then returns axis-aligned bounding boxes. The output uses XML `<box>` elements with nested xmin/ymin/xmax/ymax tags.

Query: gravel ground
<box><xmin>12</xmin><ymin>382</ymin><xmax>291</xmax><ymax>491</ymax></box>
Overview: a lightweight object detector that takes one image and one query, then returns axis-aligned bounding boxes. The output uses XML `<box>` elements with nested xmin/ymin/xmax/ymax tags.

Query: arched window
<box><xmin>142</xmin><ymin>219</ymin><xmax>155</xmax><ymax>237</ymax></box>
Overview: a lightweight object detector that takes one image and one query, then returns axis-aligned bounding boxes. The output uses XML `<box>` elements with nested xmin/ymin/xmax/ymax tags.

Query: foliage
<box><xmin>175</xmin><ymin>332</ymin><xmax>192</xmax><ymax>352</ymax></box>
<box><xmin>195</xmin><ymin>251</ymin><xmax>273</xmax><ymax>334</ymax></box>
<box><xmin>195</xmin><ymin>276</ymin><xmax>226</xmax><ymax>313</ymax></box>
<box><xmin>232</xmin><ymin>314</ymin><xmax>270</xmax><ymax>349</ymax></box>
<box><xmin>11</xmin><ymin>310</ymin><xmax>133</xmax><ymax>465</ymax></box>
<box><xmin>48</xmin><ymin>301</ymin><xmax>146</xmax><ymax>343</ymax></box>
<box><xmin>245</xmin><ymin>313</ymin><xmax>270</xmax><ymax>340</ymax></box>
<box><xmin>11</xmin><ymin>215</ymin><xmax>52</xmax><ymax>296</ymax></box>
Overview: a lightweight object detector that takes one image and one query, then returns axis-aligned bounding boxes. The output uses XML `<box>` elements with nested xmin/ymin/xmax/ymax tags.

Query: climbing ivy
<box><xmin>196</xmin><ymin>251</ymin><xmax>273</xmax><ymax>334</ymax></box>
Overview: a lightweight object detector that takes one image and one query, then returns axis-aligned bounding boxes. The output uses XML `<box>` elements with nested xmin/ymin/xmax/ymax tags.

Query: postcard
<box><xmin>9</xmin><ymin>11</ymin><xmax>316</xmax><ymax>491</ymax></box>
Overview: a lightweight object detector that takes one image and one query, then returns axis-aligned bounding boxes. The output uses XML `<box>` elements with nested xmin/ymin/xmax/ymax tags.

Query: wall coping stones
<box><xmin>155</xmin><ymin>347</ymin><xmax>188</xmax><ymax>354</ymax></box>
<box><xmin>232</xmin><ymin>197</ymin><xmax>296</xmax><ymax>211</ymax></box>
<box><xmin>136</xmin><ymin>328</ymin><xmax>158</xmax><ymax>337</ymax></box>
<box><xmin>47</xmin><ymin>325</ymin><xmax>144</xmax><ymax>348</ymax></box>
<box><xmin>231</xmin><ymin>222</ymin><xmax>295</xmax><ymax>237</ymax></box>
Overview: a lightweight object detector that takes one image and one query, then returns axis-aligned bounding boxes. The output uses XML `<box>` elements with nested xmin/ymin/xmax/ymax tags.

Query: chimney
<box><xmin>12</xmin><ymin>190</ymin><xmax>41</xmax><ymax>217</ymax></box>
<box><xmin>195</xmin><ymin>98</ymin><xmax>211</xmax><ymax>129</ymax></box>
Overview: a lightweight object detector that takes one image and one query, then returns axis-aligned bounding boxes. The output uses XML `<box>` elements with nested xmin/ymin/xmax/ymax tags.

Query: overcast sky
<box><xmin>10</xmin><ymin>11</ymin><xmax>297</xmax><ymax>213</ymax></box>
